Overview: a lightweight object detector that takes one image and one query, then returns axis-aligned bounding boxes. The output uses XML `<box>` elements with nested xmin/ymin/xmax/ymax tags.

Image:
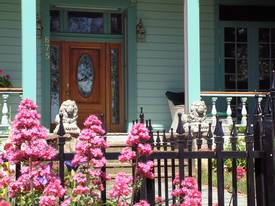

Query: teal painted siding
<box><xmin>137</xmin><ymin>0</ymin><xmax>184</xmax><ymax>130</ymax></box>
<box><xmin>0</xmin><ymin>0</ymin><xmax>42</xmax><ymax>121</ymax></box>
<box><xmin>200</xmin><ymin>0</ymin><xmax>216</xmax><ymax>91</ymax></box>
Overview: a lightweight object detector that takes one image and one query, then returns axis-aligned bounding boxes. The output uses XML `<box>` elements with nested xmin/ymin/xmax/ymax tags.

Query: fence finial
<box><xmin>139</xmin><ymin>107</ymin><xmax>144</xmax><ymax>123</ymax></box>
<box><xmin>264</xmin><ymin>95</ymin><xmax>272</xmax><ymax>116</ymax></box>
<box><xmin>214</xmin><ymin>120</ymin><xmax>224</xmax><ymax>137</ymax></box>
<box><xmin>57</xmin><ymin>113</ymin><xmax>65</xmax><ymax>137</ymax></box>
<box><xmin>176</xmin><ymin>113</ymin><xmax>184</xmax><ymax>134</ymax></box>
<box><xmin>254</xmin><ymin>95</ymin><xmax>262</xmax><ymax>115</ymax></box>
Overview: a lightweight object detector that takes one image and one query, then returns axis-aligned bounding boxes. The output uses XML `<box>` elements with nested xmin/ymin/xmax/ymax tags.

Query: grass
<box><xmin>201</xmin><ymin>167</ymin><xmax>247</xmax><ymax>195</ymax></box>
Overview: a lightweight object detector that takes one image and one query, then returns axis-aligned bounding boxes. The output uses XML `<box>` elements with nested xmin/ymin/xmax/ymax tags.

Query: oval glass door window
<box><xmin>77</xmin><ymin>54</ymin><xmax>94</xmax><ymax>97</ymax></box>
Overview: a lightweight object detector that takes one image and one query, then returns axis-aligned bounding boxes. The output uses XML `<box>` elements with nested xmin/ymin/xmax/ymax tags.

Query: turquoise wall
<box><xmin>136</xmin><ymin>0</ymin><xmax>184</xmax><ymax>130</ymax></box>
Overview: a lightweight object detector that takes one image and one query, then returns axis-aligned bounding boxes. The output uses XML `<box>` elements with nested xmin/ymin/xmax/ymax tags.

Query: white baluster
<box><xmin>241</xmin><ymin>97</ymin><xmax>248</xmax><ymax>126</ymax></box>
<box><xmin>1</xmin><ymin>94</ymin><xmax>9</xmax><ymax>126</ymax></box>
<box><xmin>226</xmin><ymin>97</ymin><xmax>233</xmax><ymax>125</ymax></box>
<box><xmin>211</xmin><ymin>97</ymin><xmax>218</xmax><ymax>126</ymax></box>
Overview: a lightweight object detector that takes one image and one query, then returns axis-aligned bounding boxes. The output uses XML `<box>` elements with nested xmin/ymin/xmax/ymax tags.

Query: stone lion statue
<box><xmin>189</xmin><ymin>101</ymin><xmax>207</xmax><ymax>123</ymax></box>
<box><xmin>53</xmin><ymin>100</ymin><xmax>80</xmax><ymax>135</ymax></box>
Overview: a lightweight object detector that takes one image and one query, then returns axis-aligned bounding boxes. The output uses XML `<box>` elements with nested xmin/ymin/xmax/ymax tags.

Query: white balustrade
<box><xmin>200</xmin><ymin>91</ymin><xmax>267</xmax><ymax>126</ymax></box>
<box><xmin>1</xmin><ymin>94</ymin><xmax>9</xmax><ymax>126</ymax></box>
<box><xmin>211</xmin><ymin>97</ymin><xmax>217</xmax><ymax>126</ymax></box>
<box><xmin>226</xmin><ymin>97</ymin><xmax>233</xmax><ymax>125</ymax></box>
<box><xmin>241</xmin><ymin>97</ymin><xmax>248</xmax><ymax>126</ymax></box>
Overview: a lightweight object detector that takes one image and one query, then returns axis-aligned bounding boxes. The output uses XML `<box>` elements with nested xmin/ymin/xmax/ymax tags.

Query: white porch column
<box><xmin>184</xmin><ymin>0</ymin><xmax>200</xmax><ymax>112</ymax></box>
<box><xmin>21</xmin><ymin>0</ymin><xmax>37</xmax><ymax>102</ymax></box>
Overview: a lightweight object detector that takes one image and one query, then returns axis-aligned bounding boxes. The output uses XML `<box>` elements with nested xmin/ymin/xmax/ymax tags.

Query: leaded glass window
<box><xmin>77</xmin><ymin>54</ymin><xmax>94</xmax><ymax>97</ymax></box>
<box><xmin>258</xmin><ymin>28</ymin><xmax>275</xmax><ymax>90</ymax></box>
<box><xmin>111</xmin><ymin>48</ymin><xmax>119</xmax><ymax>124</ymax></box>
<box><xmin>68</xmin><ymin>12</ymin><xmax>104</xmax><ymax>34</ymax></box>
<box><xmin>50</xmin><ymin>10</ymin><xmax>60</xmax><ymax>32</ymax></box>
<box><xmin>111</xmin><ymin>14</ymin><xmax>122</xmax><ymax>34</ymax></box>
<box><xmin>50</xmin><ymin>45</ymin><xmax>60</xmax><ymax>123</ymax></box>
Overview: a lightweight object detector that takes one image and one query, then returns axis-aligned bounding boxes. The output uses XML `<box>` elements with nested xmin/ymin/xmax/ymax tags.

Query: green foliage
<box><xmin>212</xmin><ymin>137</ymin><xmax>246</xmax><ymax>172</ymax></box>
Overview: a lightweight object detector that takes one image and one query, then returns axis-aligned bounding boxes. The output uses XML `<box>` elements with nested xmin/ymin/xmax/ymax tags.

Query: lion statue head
<box><xmin>189</xmin><ymin>101</ymin><xmax>207</xmax><ymax>122</ymax></box>
<box><xmin>55</xmin><ymin>100</ymin><xmax>78</xmax><ymax>124</ymax></box>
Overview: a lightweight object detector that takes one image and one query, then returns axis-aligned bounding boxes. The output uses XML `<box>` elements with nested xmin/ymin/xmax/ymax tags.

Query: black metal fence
<box><xmin>15</xmin><ymin>75</ymin><xmax>275</xmax><ymax>205</ymax></box>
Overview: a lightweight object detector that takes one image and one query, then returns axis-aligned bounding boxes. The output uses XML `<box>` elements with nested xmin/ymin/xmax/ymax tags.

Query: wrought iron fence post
<box><xmin>214</xmin><ymin>120</ymin><xmax>224</xmax><ymax>206</ymax></box>
<box><xmin>57</xmin><ymin>114</ymin><xmax>65</xmax><ymax>187</ymax></box>
<box><xmin>245</xmin><ymin>122</ymin><xmax>255</xmax><ymax>206</ymax></box>
<box><xmin>139</xmin><ymin>107</ymin><xmax>144</xmax><ymax>124</ymax></box>
<box><xmin>100</xmin><ymin>113</ymin><xmax>107</xmax><ymax>204</ymax></box>
<box><xmin>145</xmin><ymin>120</ymin><xmax>155</xmax><ymax>205</ymax></box>
<box><xmin>262</xmin><ymin>94</ymin><xmax>275</xmax><ymax>206</ymax></box>
<box><xmin>177</xmin><ymin>113</ymin><xmax>185</xmax><ymax>182</ymax></box>
<box><xmin>253</xmin><ymin>95</ymin><xmax>265</xmax><ymax>206</ymax></box>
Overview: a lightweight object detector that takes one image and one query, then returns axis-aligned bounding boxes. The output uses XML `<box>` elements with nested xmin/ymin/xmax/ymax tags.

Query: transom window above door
<box><xmin>50</xmin><ymin>10</ymin><xmax>123</xmax><ymax>34</ymax></box>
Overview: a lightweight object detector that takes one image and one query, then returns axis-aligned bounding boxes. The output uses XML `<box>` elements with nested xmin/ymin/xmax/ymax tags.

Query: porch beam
<box><xmin>184</xmin><ymin>0</ymin><xmax>200</xmax><ymax>111</ymax></box>
<box><xmin>21</xmin><ymin>0</ymin><xmax>37</xmax><ymax>102</ymax></box>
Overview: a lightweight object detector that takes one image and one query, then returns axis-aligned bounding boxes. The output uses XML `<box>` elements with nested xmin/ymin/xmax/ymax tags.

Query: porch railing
<box><xmin>0</xmin><ymin>88</ymin><xmax>22</xmax><ymax>131</ymax></box>
<box><xmin>200</xmin><ymin>91</ymin><xmax>268</xmax><ymax>126</ymax></box>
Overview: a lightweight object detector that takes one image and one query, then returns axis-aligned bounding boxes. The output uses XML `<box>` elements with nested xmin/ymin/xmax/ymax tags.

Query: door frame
<box><xmin>40</xmin><ymin>1</ymin><xmax>137</xmax><ymax>130</ymax></box>
<box><xmin>50</xmin><ymin>41</ymin><xmax>125</xmax><ymax>132</ymax></box>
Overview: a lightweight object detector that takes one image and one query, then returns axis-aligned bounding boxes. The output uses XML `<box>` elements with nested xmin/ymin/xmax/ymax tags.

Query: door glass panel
<box><xmin>77</xmin><ymin>54</ymin><xmax>94</xmax><ymax>97</ymax></box>
<box><xmin>111</xmin><ymin>14</ymin><xmax>122</xmax><ymax>34</ymax></box>
<box><xmin>224</xmin><ymin>27</ymin><xmax>248</xmax><ymax>91</ymax></box>
<box><xmin>50</xmin><ymin>45</ymin><xmax>60</xmax><ymax>123</ymax></box>
<box><xmin>68</xmin><ymin>12</ymin><xmax>104</xmax><ymax>34</ymax></box>
<box><xmin>258</xmin><ymin>28</ymin><xmax>274</xmax><ymax>91</ymax></box>
<box><xmin>111</xmin><ymin>48</ymin><xmax>120</xmax><ymax>124</ymax></box>
<box><xmin>50</xmin><ymin>10</ymin><xmax>60</xmax><ymax>32</ymax></box>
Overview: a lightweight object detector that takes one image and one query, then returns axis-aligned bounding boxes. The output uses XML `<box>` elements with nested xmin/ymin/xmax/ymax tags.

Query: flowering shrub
<box><xmin>171</xmin><ymin>176</ymin><xmax>202</xmax><ymax>206</ymax></box>
<box><xmin>107</xmin><ymin>123</ymin><xmax>153</xmax><ymax>206</ymax></box>
<box><xmin>3</xmin><ymin>99</ymin><xmax>64</xmax><ymax>205</ymax></box>
<box><xmin>62</xmin><ymin>115</ymin><xmax>108</xmax><ymax>205</ymax></box>
<box><xmin>0</xmin><ymin>70</ymin><xmax>12</xmax><ymax>88</ymax></box>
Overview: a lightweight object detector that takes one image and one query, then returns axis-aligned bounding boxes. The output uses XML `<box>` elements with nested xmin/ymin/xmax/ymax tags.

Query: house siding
<box><xmin>0</xmin><ymin>0</ymin><xmax>42</xmax><ymax>119</ymax></box>
<box><xmin>137</xmin><ymin>0</ymin><xmax>185</xmax><ymax>130</ymax></box>
<box><xmin>200</xmin><ymin>0</ymin><xmax>216</xmax><ymax>91</ymax></box>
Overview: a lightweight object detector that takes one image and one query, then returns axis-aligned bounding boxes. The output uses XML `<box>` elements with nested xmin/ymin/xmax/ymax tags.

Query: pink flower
<box><xmin>42</xmin><ymin>179</ymin><xmax>65</xmax><ymax>198</ymax></box>
<box><xmin>137</xmin><ymin>161</ymin><xmax>154</xmax><ymax>179</ymax></box>
<box><xmin>0</xmin><ymin>70</ymin><xmax>3</xmax><ymax>75</ymax></box>
<box><xmin>126</xmin><ymin>123</ymin><xmax>150</xmax><ymax>146</ymax></box>
<box><xmin>5</xmin><ymin>74</ymin><xmax>10</xmax><ymax>80</ymax></box>
<box><xmin>181</xmin><ymin>177</ymin><xmax>198</xmax><ymax>190</ymax></box>
<box><xmin>137</xmin><ymin>143</ymin><xmax>153</xmax><ymax>156</ymax></box>
<box><xmin>0</xmin><ymin>200</ymin><xmax>10</xmax><ymax>206</ymax></box>
<box><xmin>155</xmin><ymin>196</ymin><xmax>165</xmax><ymax>204</ymax></box>
<box><xmin>108</xmin><ymin>172</ymin><xmax>133</xmax><ymax>200</ymax></box>
<box><xmin>119</xmin><ymin>147</ymin><xmax>136</xmax><ymax>162</ymax></box>
<box><xmin>73</xmin><ymin>173</ymin><xmax>87</xmax><ymax>185</ymax></box>
<box><xmin>73</xmin><ymin>185</ymin><xmax>90</xmax><ymax>195</ymax></box>
<box><xmin>39</xmin><ymin>195</ymin><xmax>58</xmax><ymax>206</ymax></box>
<box><xmin>236</xmin><ymin>167</ymin><xmax>246</xmax><ymax>181</ymax></box>
<box><xmin>61</xmin><ymin>199</ymin><xmax>72</xmax><ymax>206</ymax></box>
<box><xmin>134</xmin><ymin>200</ymin><xmax>150</xmax><ymax>206</ymax></box>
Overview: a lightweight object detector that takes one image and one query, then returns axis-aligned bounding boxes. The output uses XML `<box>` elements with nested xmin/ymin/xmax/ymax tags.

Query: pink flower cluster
<box><xmin>39</xmin><ymin>179</ymin><xmax>65</xmax><ymax>206</ymax></box>
<box><xmin>118</xmin><ymin>123</ymin><xmax>154</xmax><ymax>179</ymax></box>
<box><xmin>134</xmin><ymin>200</ymin><xmax>150</xmax><ymax>206</ymax></box>
<box><xmin>236</xmin><ymin>166</ymin><xmax>246</xmax><ymax>181</ymax></box>
<box><xmin>8</xmin><ymin>163</ymin><xmax>57</xmax><ymax>198</ymax></box>
<box><xmin>108</xmin><ymin>172</ymin><xmax>133</xmax><ymax>203</ymax></box>
<box><xmin>171</xmin><ymin>176</ymin><xmax>202</xmax><ymax>206</ymax></box>
<box><xmin>3</xmin><ymin>99</ymin><xmax>64</xmax><ymax>204</ymax></box>
<box><xmin>63</xmin><ymin>115</ymin><xmax>108</xmax><ymax>205</ymax></box>
<box><xmin>5</xmin><ymin>99</ymin><xmax>56</xmax><ymax>163</ymax></box>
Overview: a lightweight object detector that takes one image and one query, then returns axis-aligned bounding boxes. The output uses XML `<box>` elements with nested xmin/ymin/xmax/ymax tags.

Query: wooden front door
<box><xmin>61</xmin><ymin>42</ymin><xmax>106</xmax><ymax>127</ymax></box>
<box><xmin>57</xmin><ymin>42</ymin><xmax>124</xmax><ymax>131</ymax></box>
